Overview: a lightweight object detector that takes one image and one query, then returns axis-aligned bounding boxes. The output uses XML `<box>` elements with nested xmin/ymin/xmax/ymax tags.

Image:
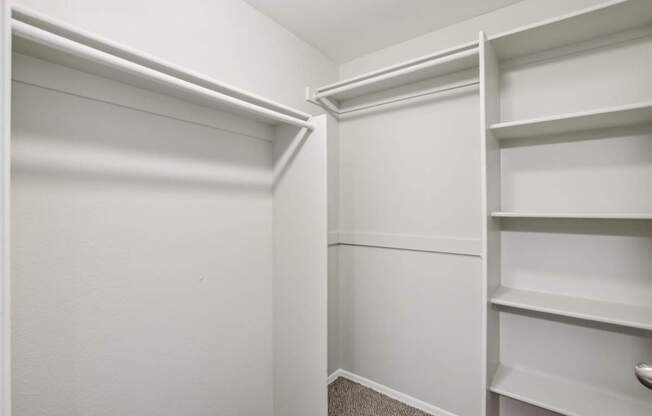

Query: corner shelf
<box><xmin>491</xmin><ymin>212</ymin><xmax>652</xmax><ymax>220</ymax></box>
<box><xmin>490</xmin><ymin>101</ymin><xmax>652</xmax><ymax>140</ymax></box>
<box><xmin>489</xmin><ymin>0</ymin><xmax>652</xmax><ymax>61</ymax></box>
<box><xmin>490</xmin><ymin>365</ymin><xmax>652</xmax><ymax>416</ymax></box>
<box><xmin>491</xmin><ymin>287</ymin><xmax>652</xmax><ymax>331</ymax></box>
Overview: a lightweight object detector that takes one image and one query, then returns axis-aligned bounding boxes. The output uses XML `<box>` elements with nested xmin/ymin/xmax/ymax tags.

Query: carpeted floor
<box><xmin>328</xmin><ymin>377</ymin><xmax>431</xmax><ymax>416</ymax></box>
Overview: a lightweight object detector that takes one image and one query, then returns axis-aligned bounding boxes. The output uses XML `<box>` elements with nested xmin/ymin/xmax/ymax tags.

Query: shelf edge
<box><xmin>491</xmin><ymin>287</ymin><xmax>652</xmax><ymax>331</ymax></box>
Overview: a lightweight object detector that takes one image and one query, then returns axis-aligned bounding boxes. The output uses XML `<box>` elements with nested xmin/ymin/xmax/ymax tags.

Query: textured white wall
<box><xmin>12</xmin><ymin>77</ymin><xmax>275</xmax><ymax>415</ymax></box>
<box><xmin>338</xmin><ymin>246</ymin><xmax>482</xmax><ymax>416</ymax></box>
<box><xmin>15</xmin><ymin>0</ymin><xmax>338</xmax><ymax>114</ymax></box>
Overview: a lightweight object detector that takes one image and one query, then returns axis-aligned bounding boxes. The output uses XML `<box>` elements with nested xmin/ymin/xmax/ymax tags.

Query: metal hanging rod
<box><xmin>11</xmin><ymin>4</ymin><xmax>306</xmax><ymax>120</ymax></box>
<box><xmin>307</xmin><ymin>79</ymin><xmax>479</xmax><ymax>119</ymax></box>
<box><xmin>338</xmin><ymin>79</ymin><xmax>479</xmax><ymax>117</ymax></box>
<box><xmin>11</xmin><ymin>6</ymin><xmax>314</xmax><ymax>131</ymax></box>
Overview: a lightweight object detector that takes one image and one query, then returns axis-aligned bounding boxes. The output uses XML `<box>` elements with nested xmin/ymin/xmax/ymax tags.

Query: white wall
<box><xmin>15</xmin><ymin>0</ymin><xmax>338</xmax><ymax>115</ymax></box>
<box><xmin>12</xmin><ymin>68</ymin><xmax>275</xmax><ymax>415</ymax></box>
<box><xmin>333</xmin><ymin>80</ymin><xmax>483</xmax><ymax>416</ymax></box>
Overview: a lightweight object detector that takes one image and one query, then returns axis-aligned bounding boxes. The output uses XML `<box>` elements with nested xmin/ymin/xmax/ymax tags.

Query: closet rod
<box><xmin>337</xmin><ymin>79</ymin><xmax>479</xmax><ymax>117</ymax></box>
<box><xmin>307</xmin><ymin>79</ymin><xmax>478</xmax><ymax>118</ymax></box>
<box><xmin>11</xmin><ymin>19</ymin><xmax>314</xmax><ymax>131</ymax></box>
<box><xmin>12</xmin><ymin>5</ymin><xmax>311</xmax><ymax>122</ymax></box>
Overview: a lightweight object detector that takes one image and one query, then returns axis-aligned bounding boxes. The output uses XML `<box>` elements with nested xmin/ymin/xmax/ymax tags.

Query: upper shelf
<box><xmin>10</xmin><ymin>6</ymin><xmax>313</xmax><ymax>130</ymax></box>
<box><xmin>491</xmin><ymin>101</ymin><xmax>652</xmax><ymax>140</ymax></box>
<box><xmin>313</xmin><ymin>42</ymin><xmax>479</xmax><ymax>105</ymax></box>
<box><xmin>489</xmin><ymin>0</ymin><xmax>652</xmax><ymax>61</ymax></box>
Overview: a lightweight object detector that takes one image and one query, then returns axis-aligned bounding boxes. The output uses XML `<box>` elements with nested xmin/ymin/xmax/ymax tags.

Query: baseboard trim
<box><xmin>327</xmin><ymin>369</ymin><xmax>342</xmax><ymax>385</ymax></box>
<box><xmin>327</xmin><ymin>369</ymin><xmax>459</xmax><ymax>416</ymax></box>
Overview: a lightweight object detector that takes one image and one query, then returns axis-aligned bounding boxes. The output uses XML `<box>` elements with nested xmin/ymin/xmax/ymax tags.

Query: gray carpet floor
<box><xmin>328</xmin><ymin>378</ymin><xmax>431</xmax><ymax>416</ymax></box>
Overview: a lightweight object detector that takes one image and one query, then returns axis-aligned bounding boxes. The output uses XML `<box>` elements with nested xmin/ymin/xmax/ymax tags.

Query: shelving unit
<box><xmin>480</xmin><ymin>1</ymin><xmax>652</xmax><ymax>415</ymax></box>
<box><xmin>490</xmin><ymin>366</ymin><xmax>652</xmax><ymax>416</ymax></box>
<box><xmin>491</xmin><ymin>101</ymin><xmax>652</xmax><ymax>140</ymax></box>
<box><xmin>491</xmin><ymin>287</ymin><xmax>652</xmax><ymax>331</ymax></box>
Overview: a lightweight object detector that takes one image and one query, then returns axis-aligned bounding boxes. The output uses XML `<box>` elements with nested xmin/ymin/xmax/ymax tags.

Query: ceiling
<box><xmin>243</xmin><ymin>0</ymin><xmax>523</xmax><ymax>63</ymax></box>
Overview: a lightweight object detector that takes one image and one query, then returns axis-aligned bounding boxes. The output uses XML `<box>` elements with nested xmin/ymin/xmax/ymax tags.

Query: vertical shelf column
<box><xmin>479</xmin><ymin>31</ymin><xmax>501</xmax><ymax>416</ymax></box>
<box><xmin>0</xmin><ymin>1</ymin><xmax>10</xmax><ymax>415</ymax></box>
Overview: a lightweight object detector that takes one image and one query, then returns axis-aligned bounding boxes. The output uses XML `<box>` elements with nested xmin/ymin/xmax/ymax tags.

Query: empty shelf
<box><xmin>490</xmin><ymin>365</ymin><xmax>652</xmax><ymax>416</ymax></box>
<box><xmin>491</xmin><ymin>212</ymin><xmax>652</xmax><ymax>220</ymax></box>
<box><xmin>490</xmin><ymin>101</ymin><xmax>652</xmax><ymax>140</ymax></box>
<box><xmin>314</xmin><ymin>44</ymin><xmax>478</xmax><ymax>103</ymax></box>
<box><xmin>489</xmin><ymin>0</ymin><xmax>652</xmax><ymax>61</ymax></box>
<box><xmin>491</xmin><ymin>287</ymin><xmax>652</xmax><ymax>331</ymax></box>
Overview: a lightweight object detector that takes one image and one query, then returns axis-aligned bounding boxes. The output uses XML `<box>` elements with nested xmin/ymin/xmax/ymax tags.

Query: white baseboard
<box><xmin>327</xmin><ymin>369</ymin><xmax>342</xmax><ymax>385</ymax></box>
<box><xmin>327</xmin><ymin>369</ymin><xmax>459</xmax><ymax>416</ymax></box>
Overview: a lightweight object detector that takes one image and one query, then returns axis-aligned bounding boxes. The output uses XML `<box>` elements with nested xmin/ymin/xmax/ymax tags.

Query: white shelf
<box><xmin>491</xmin><ymin>287</ymin><xmax>652</xmax><ymax>331</ymax></box>
<box><xmin>11</xmin><ymin>6</ymin><xmax>313</xmax><ymax>130</ymax></box>
<box><xmin>314</xmin><ymin>43</ymin><xmax>478</xmax><ymax>104</ymax></box>
<box><xmin>491</xmin><ymin>212</ymin><xmax>652</xmax><ymax>220</ymax></box>
<box><xmin>491</xmin><ymin>101</ymin><xmax>652</xmax><ymax>140</ymax></box>
<box><xmin>490</xmin><ymin>365</ymin><xmax>652</xmax><ymax>416</ymax></box>
<box><xmin>489</xmin><ymin>0</ymin><xmax>652</xmax><ymax>61</ymax></box>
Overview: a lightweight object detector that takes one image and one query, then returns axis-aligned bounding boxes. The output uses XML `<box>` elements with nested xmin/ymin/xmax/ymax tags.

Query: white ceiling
<box><xmin>243</xmin><ymin>0</ymin><xmax>523</xmax><ymax>63</ymax></box>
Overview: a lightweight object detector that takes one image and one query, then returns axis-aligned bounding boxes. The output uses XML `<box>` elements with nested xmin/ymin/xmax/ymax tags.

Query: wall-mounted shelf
<box><xmin>491</xmin><ymin>287</ymin><xmax>652</xmax><ymax>331</ymax></box>
<box><xmin>491</xmin><ymin>212</ymin><xmax>652</xmax><ymax>220</ymax></box>
<box><xmin>11</xmin><ymin>5</ymin><xmax>313</xmax><ymax>130</ymax></box>
<box><xmin>491</xmin><ymin>101</ymin><xmax>652</xmax><ymax>140</ymax></box>
<box><xmin>490</xmin><ymin>365</ymin><xmax>652</xmax><ymax>416</ymax></box>
<box><xmin>309</xmin><ymin>42</ymin><xmax>479</xmax><ymax>115</ymax></box>
<box><xmin>489</xmin><ymin>0</ymin><xmax>652</xmax><ymax>61</ymax></box>
<box><xmin>481</xmin><ymin>1</ymin><xmax>652</xmax><ymax>414</ymax></box>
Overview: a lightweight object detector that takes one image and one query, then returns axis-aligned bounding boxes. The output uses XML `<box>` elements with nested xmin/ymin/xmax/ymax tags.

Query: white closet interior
<box><xmin>1</xmin><ymin>5</ymin><xmax>327</xmax><ymax>416</ymax></box>
<box><xmin>2</xmin><ymin>1</ymin><xmax>652</xmax><ymax>416</ymax></box>
<box><xmin>312</xmin><ymin>1</ymin><xmax>652</xmax><ymax>416</ymax></box>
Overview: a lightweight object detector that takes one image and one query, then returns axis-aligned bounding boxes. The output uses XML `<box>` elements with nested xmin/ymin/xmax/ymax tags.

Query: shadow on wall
<box><xmin>272</xmin><ymin>124</ymin><xmax>311</xmax><ymax>189</ymax></box>
<box><xmin>11</xmin><ymin>81</ymin><xmax>274</xmax><ymax>193</ymax></box>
